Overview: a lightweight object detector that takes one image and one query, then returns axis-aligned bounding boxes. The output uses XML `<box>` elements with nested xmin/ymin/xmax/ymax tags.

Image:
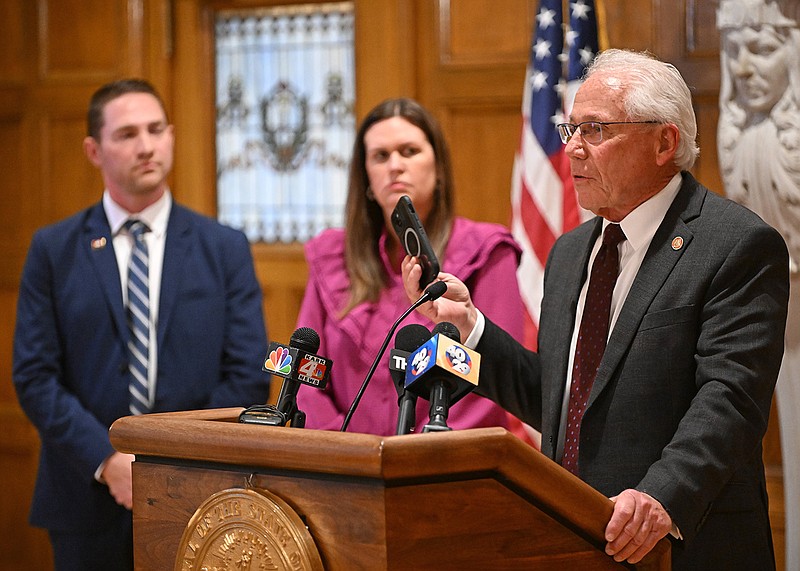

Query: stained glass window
<box><xmin>215</xmin><ymin>2</ymin><xmax>355</xmax><ymax>243</ymax></box>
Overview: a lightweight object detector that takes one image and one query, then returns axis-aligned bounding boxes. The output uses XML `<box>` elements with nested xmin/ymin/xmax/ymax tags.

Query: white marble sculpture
<box><xmin>718</xmin><ymin>1</ymin><xmax>800</xmax><ymax>568</ymax></box>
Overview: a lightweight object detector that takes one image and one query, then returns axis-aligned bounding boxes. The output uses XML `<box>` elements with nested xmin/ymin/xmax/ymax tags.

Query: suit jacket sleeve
<box><xmin>13</xmin><ymin>229</ymin><xmax>117</xmax><ymax>479</ymax></box>
<box><xmin>202</xmin><ymin>228</ymin><xmax>270</xmax><ymax>408</ymax></box>
<box><xmin>474</xmin><ymin>318</ymin><xmax>543</xmax><ymax>430</ymax></box>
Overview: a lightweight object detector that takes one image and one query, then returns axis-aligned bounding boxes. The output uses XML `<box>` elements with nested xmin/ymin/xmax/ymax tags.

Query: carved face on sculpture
<box><xmin>722</xmin><ymin>24</ymin><xmax>791</xmax><ymax>115</ymax></box>
<box><xmin>717</xmin><ymin>0</ymin><xmax>800</xmax><ymax>272</ymax></box>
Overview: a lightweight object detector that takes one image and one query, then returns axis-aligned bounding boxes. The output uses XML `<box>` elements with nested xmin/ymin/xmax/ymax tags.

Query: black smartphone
<box><xmin>391</xmin><ymin>195</ymin><xmax>440</xmax><ymax>288</ymax></box>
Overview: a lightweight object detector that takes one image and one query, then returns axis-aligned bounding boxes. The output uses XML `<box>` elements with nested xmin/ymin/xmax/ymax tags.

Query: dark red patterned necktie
<box><xmin>562</xmin><ymin>224</ymin><xmax>626</xmax><ymax>475</ymax></box>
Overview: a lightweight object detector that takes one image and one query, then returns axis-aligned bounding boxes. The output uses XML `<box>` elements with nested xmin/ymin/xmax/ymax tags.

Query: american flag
<box><xmin>511</xmin><ymin>0</ymin><xmax>600</xmax><ymax>349</ymax></box>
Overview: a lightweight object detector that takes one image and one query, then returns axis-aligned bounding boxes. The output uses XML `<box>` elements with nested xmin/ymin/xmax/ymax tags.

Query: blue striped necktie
<box><xmin>125</xmin><ymin>220</ymin><xmax>151</xmax><ymax>415</ymax></box>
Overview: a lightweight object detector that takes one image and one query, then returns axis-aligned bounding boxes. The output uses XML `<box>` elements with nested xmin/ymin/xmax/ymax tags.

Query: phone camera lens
<box><xmin>404</xmin><ymin>229</ymin><xmax>421</xmax><ymax>257</ymax></box>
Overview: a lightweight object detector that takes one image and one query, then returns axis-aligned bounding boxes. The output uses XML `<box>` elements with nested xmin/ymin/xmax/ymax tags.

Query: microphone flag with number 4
<box><xmin>263</xmin><ymin>340</ymin><xmax>331</xmax><ymax>389</ymax></box>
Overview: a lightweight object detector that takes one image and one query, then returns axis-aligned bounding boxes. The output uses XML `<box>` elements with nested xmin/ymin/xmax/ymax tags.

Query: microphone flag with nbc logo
<box><xmin>263</xmin><ymin>340</ymin><xmax>331</xmax><ymax>389</ymax></box>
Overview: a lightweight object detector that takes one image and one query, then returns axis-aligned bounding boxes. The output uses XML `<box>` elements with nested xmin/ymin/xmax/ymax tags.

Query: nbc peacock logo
<box><xmin>264</xmin><ymin>346</ymin><xmax>293</xmax><ymax>375</ymax></box>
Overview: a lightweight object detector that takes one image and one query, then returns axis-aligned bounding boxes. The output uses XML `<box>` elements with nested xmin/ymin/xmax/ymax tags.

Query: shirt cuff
<box><xmin>463</xmin><ymin>308</ymin><xmax>485</xmax><ymax>350</ymax></box>
<box><xmin>95</xmin><ymin>455</ymin><xmax>111</xmax><ymax>483</ymax></box>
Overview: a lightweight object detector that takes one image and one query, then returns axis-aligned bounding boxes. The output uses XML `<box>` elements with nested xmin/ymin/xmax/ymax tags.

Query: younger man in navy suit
<box><xmin>13</xmin><ymin>79</ymin><xmax>270</xmax><ymax>570</ymax></box>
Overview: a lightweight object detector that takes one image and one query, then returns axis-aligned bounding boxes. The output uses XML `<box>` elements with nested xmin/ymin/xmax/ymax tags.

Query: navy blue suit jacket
<box><xmin>476</xmin><ymin>173</ymin><xmax>788</xmax><ymax>569</ymax></box>
<box><xmin>13</xmin><ymin>201</ymin><xmax>269</xmax><ymax>532</ymax></box>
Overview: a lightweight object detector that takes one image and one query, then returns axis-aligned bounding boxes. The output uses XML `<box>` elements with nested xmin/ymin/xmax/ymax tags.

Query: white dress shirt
<box><xmin>466</xmin><ymin>172</ymin><xmax>683</xmax><ymax>453</ymax></box>
<box><xmin>104</xmin><ymin>189</ymin><xmax>172</xmax><ymax>408</ymax></box>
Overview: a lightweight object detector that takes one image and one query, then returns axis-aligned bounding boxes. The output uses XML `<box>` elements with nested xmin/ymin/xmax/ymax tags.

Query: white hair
<box><xmin>586</xmin><ymin>49</ymin><xmax>700</xmax><ymax>170</ymax></box>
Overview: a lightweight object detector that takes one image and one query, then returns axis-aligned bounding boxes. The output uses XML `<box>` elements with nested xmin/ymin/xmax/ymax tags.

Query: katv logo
<box><xmin>296</xmin><ymin>354</ymin><xmax>328</xmax><ymax>386</ymax></box>
<box><xmin>444</xmin><ymin>343</ymin><xmax>472</xmax><ymax>375</ymax></box>
<box><xmin>264</xmin><ymin>346</ymin><xmax>293</xmax><ymax>376</ymax></box>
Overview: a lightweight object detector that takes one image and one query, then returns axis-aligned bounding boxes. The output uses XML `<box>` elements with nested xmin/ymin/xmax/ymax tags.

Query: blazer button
<box><xmin>119</xmin><ymin>362</ymin><xmax>129</xmax><ymax>373</ymax></box>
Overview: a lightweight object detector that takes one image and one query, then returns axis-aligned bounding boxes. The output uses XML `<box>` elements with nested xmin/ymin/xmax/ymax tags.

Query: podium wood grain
<box><xmin>111</xmin><ymin>408</ymin><xmax>670</xmax><ymax>570</ymax></box>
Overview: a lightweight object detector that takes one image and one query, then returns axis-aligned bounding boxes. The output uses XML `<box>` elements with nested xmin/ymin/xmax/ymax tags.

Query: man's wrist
<box><xmin>463</xmin><ymin>308</ymin><xmax>485</xmax><ymax>349</ymax></box>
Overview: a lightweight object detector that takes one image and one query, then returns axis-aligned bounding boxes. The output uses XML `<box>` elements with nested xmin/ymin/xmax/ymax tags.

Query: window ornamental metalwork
<box><xmin>215</xmin><ymin>3</ymin><xmax>355</xmax><ymax>243</ymax></box>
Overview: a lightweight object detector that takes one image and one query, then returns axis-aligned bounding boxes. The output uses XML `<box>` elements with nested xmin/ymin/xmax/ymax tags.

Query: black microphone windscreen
<box><xmin>432</xmin><ymin>321</ymin><xmax>460</xmax><ymax>343</ymax></box>
<box><xmin>290</xmin><ymin>327</ymin><xmax>320</xmax><ymax>353</ymax></box>
<box><xmin>424</xmin><ymin>280</ymin><xmax>447</xmax><ymax>301</ymax></box>
<box><xmin>395</xmin><ymin>324</ymin><xmax>431</xmax><ymax>352</ymax></box>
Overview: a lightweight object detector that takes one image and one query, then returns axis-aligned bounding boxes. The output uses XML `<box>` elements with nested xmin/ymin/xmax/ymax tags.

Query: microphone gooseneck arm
<box><xmin>340</xmin><ymin>281</ymin><xmax>447</xmax><ymax>432</ymax></box>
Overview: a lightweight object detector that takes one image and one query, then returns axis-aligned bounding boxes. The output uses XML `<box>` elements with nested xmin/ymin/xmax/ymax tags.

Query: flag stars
<box><xmin>533</xmin><ymin>38</ymin><xmax>552</xmax><ymax>60</ymax></box>
<box><xmin>565</xmin><ymin>30</ymin><xmax>579</xmax><ymax>48</ymax></box>
<box><xmin>551</xmin><ymin>110</ymin><xmax>567</xmax><ymax>127</ymax></box>
<box><xmin>530</xmin><ymin>70</ymin><xmax>550</xmax><ymax>91</ymax></box>
<box><xmin>577</xmin><ymin>47</ymin><xmax>596</xmax><ymax>65</ymax></box>
<box><xmin>516</xmin><ymin>0</ymin><xmax>600</xmax><ymax>465</ymax></box>
<box><xmin>537</xmin><ymin>7</ymin><xmax>558</xmax><ymax>29</ymax></box>
<box><xmin>571</xmin><ymin>0</ymin><xmax>593</xmax><ymax>20</ymax></box>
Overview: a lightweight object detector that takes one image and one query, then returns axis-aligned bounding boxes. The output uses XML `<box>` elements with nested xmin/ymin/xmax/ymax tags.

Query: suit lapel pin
<box><xmin>91</xmin><ymin>237</ymin><xmax>107</xmax><ymax>250</ymax></box>
<box><xmin>671</xmin><ymin>236</ymin><xmax>684</xmax><ymax>251</ymax></box>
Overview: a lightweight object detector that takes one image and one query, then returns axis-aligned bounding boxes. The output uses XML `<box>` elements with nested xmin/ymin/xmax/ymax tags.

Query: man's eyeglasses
<box><xmin>556</xmin><ymin>121</ymin><xmax>660</xmax><ymax>145</ymax></box>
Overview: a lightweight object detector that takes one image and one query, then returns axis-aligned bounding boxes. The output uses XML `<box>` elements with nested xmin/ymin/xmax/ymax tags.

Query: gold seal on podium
<box><xmin>175</xmin><ymin>487</ymin><xmax>323</xmax><ymax>571</ymax></box>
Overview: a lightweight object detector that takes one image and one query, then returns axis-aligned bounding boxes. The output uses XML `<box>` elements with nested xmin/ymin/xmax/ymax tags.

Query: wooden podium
<box><xmin>110</xmin><ymin>408</ymin><xmax>671</xmax><ymax>570</ymax></box>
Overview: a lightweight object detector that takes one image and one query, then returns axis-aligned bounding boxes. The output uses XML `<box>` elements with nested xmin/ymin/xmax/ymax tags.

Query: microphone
<box><xmin>239</xmin><ymin>327</ymin><xmax>332</xmax><ymax>427</ymax></box>
<box><xmin>340</xmin><ymin>280</ymin><xmax>448</xmax><ymax>432</ymax></box>
<box><xmin>389</xmin><ymin>324</ymin><xmax>431</xmax><ymax>435</ymax></box>
<box><xmin>404</xmin><ymin>322</ymin><xmax>481</xmax><ymax>432</ymax></box>
<box><xmin>272</xmin><ymin>327</ymin><xmax>324</xmax><ymax>425</ymax></box>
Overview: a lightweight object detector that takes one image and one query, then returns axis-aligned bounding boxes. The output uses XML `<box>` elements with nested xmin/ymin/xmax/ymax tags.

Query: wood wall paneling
<box><xmin>693</xmin><ymin>96</ymin><xmax>723</xmax><ymax>194</ymax></box>
<box><xmin>653</xmin><ymin>0</ymin><xmax>721</xmax><ymax>94</ymax></box>
<box><xmin>600</xmin><ymin>0</ymin><xmax>652</xmax><ymax>51</ymax></box>
<box><xmin>1</xmin><ymin>1</ymin><xmax>168</xmax><ymax>567</ymax></box>
<box><xmin>37</xmin><ymin>0</ymin><xmax>137</xmax><ymax>81</ymax></box>
<box><xmin>416</xmin><ymin>0</ymin><xmax>534</xmax><ymax>229</ymax></box>
<box><xmin>439</xmin><ymin>0</ymin><xmax>535</xmax><ymax>66</ymax></box>
<box><xmin>0</xmin><ymin>113</ymin><xmax>31</xmax><ymax>287</ymax></box>
<box><xmin>0</xmin><ymin>1</ymin><xmax>788</xmax><ymax>569</ymax></box>
<box><xmin>252</xmin><ymin>243</ymin><xmax>309</xmax><ymax>359</ymax></box>
<box><xmin>0</xmin><ymin>2</ymin><xmax>28</xmax><ymax>83</ymax></box>
<box><xmin>685</xmin><ymin>0</ymin><xmax>722</xmax><ymax>56</ymax></box>
<box><xmin>0</xmin><ymin>289</ymin><xmax>18</xmax><ymax>404</ymax></box>
<box><xmin>766</xmin><ymin>398</ymin><xmax>786</xmax><ymax>571</ymax></box>
<box><xmin>446</xmin><ymin>104</ymin><xmax>521</xmax><ymax>226</ymax></box>
<box><xmin>0</xmin><ymin>0</ymin><xmax>36</xmax><ymax>288</ymax></box>
<box><xmin>171</xmin><ymin>0</ymin><xmax>216</xmax><ymax>214</ymax></box>
<box><xmin>353</xmin><ymin>0</ymin><xmax>417</xmax><ymax>113</ymax></box>
<box><xmin>0</xmin><ymin>404</ymin><xmax>51</xmax><ymax>570</ymax></box>
<box><xmin>41</xmin><ymin>114</ymin><xmax>105</xmax><ymax>222</ymax></box>
<box><xmin>651</xmin><ymin>0</ymin><xmax>723</xmax><ymax>193</ymax></box>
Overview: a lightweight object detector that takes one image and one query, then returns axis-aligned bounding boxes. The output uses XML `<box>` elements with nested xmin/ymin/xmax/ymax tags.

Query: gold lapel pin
<box><xmin>671</xmin><ymin>236</ymin><xmax>684</xmax><ymax>251</ymax></box>
<box><xmin>91</xmin><ymin>237</ymin><xmax>107</xmax><ymax>250</ymax></box>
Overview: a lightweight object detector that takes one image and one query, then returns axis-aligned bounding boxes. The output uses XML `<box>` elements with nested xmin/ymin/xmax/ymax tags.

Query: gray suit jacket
<box><xmin>476</xmin><ymin>172</ymin><xmax>788</xmax><ymax>569</ymax></box>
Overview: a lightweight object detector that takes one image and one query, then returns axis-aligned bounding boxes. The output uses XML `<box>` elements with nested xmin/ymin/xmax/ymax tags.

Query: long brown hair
<box><xmin>342</xmin><ymin>98</ymin><xmax>454</xmax><ymax>315</ymax></box>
